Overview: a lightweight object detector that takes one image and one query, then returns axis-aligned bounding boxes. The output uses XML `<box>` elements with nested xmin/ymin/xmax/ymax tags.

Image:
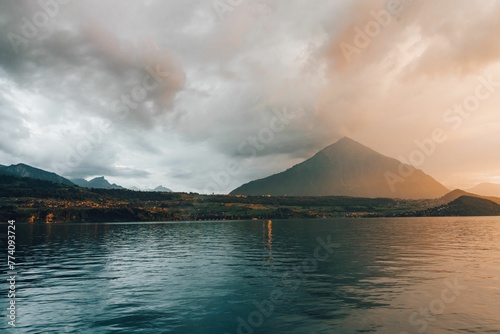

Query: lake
<box><xmin>2</xmin><ymin>218</ymin><xmax>500</xmax><ymax>333</ymax></box>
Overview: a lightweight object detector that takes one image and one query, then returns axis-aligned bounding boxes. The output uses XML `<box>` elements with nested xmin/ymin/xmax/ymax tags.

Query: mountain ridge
<box><xmin>440</xmin><ymin>189</ymin><xmax>500</xmax><ymax>205</ymax></box>
<box><xmin>71</xmin><ymin>177</ymin><xmax>125</xmax><ymax>190</ymax></box>
<box><xmin>426</xmin><ymin>195</ymin><xmax>500</xmax><ymax>216</ymax></box>
<box><xmin>0</xmin><ymin>163</ymin><xmax>74</xmax><ymax>186</ymax></box>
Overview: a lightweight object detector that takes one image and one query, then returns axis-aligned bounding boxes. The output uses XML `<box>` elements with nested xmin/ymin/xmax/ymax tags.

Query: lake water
<box><xmin>2</xmin><ymin>218</ymin><xmax>500</xmax><ymax>334</ymax></box>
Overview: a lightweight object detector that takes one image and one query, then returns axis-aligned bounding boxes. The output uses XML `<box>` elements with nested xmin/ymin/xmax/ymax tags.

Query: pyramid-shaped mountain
<box><xmin>230</xmin><ymin>137</ymin><xmax>449</xmax><ymax>199</ymax></box>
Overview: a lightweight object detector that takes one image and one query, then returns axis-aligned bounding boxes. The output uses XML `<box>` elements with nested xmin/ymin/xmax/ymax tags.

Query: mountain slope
<box><xmin>0</xmin><ymin>163</ymin><xmax>74</xmax><ymax>186</ymax></box>
<box><xmin>440</xmin><ymin>189</ymin><xmax>500</xmax><ymax>205</ymax></box>
<box><xmin>467</xmin><ymin>183</ymin><xmax>500</xmax><ymax>197</ymax></box>
<box><xmin>71</xmin><ymin>177</ymin><xmax>124</xmax><ymax>190</ymax></box>
<box><xmin>231</xmin><ymin>137</ymin><xmax>449</xmax><ymax>199</ymax></box>
<box><xmin>426</xmin><ymin>196</ymin><xmax>500</xmax><ymax>216</ymax></box>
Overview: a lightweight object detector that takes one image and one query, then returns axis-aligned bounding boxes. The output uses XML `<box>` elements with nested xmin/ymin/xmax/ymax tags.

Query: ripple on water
<box><xmin>1</xmin><ymin>218</ymin><xmax>499</xmax><ymax>333</ymax></box>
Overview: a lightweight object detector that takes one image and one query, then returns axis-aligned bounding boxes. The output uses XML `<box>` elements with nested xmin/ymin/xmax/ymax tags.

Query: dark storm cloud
<box><xmin>0</xmin><ymin>0</ymin><xmax>187</xmax><ymax>129</ymax></box>
<box><xmin>63</xmin><ymin>161</ymin><xmax>151</xmax><ymax>179</ymax></box>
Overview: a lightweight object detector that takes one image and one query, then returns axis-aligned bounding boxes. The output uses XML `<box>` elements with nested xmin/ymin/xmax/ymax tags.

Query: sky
<box><xmin>1</xmin><ymin>0</ymin><xmax>499</xmax><ymax>193</ymax></box>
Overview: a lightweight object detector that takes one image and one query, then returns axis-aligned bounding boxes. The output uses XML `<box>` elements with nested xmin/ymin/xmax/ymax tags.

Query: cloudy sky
<box><xmin>1</xmin><ymin>0</ymin><xmax>499</xmax><ymax>193</ymax></box>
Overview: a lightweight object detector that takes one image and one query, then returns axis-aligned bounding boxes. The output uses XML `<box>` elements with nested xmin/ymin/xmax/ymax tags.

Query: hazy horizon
<box><xmin>1</xmin><ymin>0</ymin><xmax>500</xmax><ymax>193</ymax></box>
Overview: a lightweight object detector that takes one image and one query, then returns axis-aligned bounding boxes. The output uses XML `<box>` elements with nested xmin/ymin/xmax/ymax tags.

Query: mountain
<box><xmin>231</xmin><ymin>137</ymin><xmax>449</xmax><ymax>199</ymax></box>
<box><xmin>440</xmin><ymin>189</ymin><xmax>500</xmax><ymax>205</ymax></box>
<box><xmin>71</xmin><ymin>178</ymin><xmax>92</xmax><ymax>187</ymax></box>
<box><xmin>71</xmin><ymin>177</ymin><xmax>124</xmax><ymax>190</ymax></box>
<box><xmin>153</xmin><ymin>186</ymin><xmax>172</xmax><ymax>192</ymax></box>
<box><xmin>128</xmin><ymin>186</ymin><xmax>172</xmax><ymax>192</ymax></box>
<box><xmin>440</xmin><ymin>189</ymin><xmax>471</xmax><ymax>204</ymax></box>
<box><xmin>467</xmin><ymin>183</ymin><xmax>500</xmax><ymax>197</ymax></box>
<box><xmin>426</xmin><ymin>196</ymin><xmax>500</xmax><ymax>216</ymax></box>
<box><xmin>0</xmin><ymin>163</ymin><xmax>74</xmax><ymax>186</ymax></box>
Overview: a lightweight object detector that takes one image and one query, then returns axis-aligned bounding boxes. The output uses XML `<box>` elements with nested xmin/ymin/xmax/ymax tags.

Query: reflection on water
<box><xmin>1</xmin><ymin>218</ymin><xmax>499</xmax><ymax>334</ymax></box>
<box><xmin>263</xmin><ymin>220</ymin><xmax>273</xmax><ymax>262</ymax></box>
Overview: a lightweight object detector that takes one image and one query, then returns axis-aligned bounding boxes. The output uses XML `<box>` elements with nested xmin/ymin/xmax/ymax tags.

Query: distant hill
<box><xmin>0</xmin><ymin>163</ymin><xmax>74</xmax><ymax>186</ymax></box>
<box><xmin>128</xmin><ymin>185</ymin><xmax>172</xmax><ymax>192</ymax></box>
<box><xmin>231</xmin><ymin>137</ymin><xmax>449</xmax><ymax>199</ymax></box>
<box><xmin>426</xmin><ymin>196</ymin><xmax>500</xmax><ymax>216</ymax></box>
<box><xmin>71</xmin><ymin>177</ymin><xmax>125</xmax><ymax>190</ymax></box>
<box><xmin>154</xmin><ymin>186</ymin><xmax>172</xmax><ymax>192</ymax></box>
<box><xmin>440</xmin><ymin>189</ymin><xmax>500</xmax><ymax>205</ymax></box>
<box><xmin>467</xmin><ymin>183</ymin><xmax>500</xmax><ymax>197</ymax></box>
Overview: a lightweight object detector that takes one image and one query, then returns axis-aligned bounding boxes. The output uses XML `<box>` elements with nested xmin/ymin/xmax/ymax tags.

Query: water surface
<box><xmin>1</xmin><ymin>218</ymin><xmax>499</xmax><ymax>333</ymax></box>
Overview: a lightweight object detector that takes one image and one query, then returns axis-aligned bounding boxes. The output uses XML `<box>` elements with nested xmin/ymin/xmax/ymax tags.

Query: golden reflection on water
<box><xmin>268</xmin><ymin>220</ymin><xmax>273</xmax><ymax>259</ymax></box>
<box><xmin>263</xmin><ymin>220</ymin><xmax>273</xmax><ymax>261</ymax></box>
